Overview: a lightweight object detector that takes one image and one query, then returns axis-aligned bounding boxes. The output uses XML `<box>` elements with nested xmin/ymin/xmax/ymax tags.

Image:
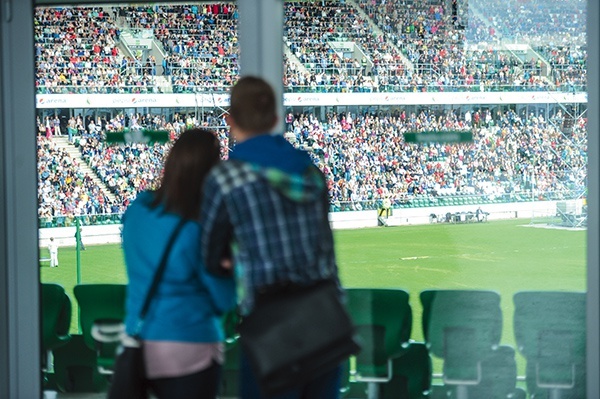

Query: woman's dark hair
<box><xmin>152</xmin><ymin>128</ymin><xmax>220</xmax><ymax>219</ymax></box>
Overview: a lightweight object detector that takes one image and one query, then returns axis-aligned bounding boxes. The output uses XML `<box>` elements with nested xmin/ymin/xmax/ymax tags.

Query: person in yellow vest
<box><xmin>379</xmin><ymin>197</ymin><xmax>392</xmax><ymax>218</ymax></box>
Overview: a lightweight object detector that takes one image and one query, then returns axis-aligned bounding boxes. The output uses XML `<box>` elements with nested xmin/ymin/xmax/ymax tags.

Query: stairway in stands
<box><xmin>51</xmin><ymin>136</ymin><xmax>118</xmax><ymax>204</ymax></box>
<box><xmin>346</xmin><ymin>0</ymin><xmax>414</xmax><ymax>72</ymax></box>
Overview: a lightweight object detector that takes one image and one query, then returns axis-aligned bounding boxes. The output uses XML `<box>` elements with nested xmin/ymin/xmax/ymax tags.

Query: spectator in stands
<box><xmin>53</xmin><ymin>115</ymin><xmax>62</xmax><ymax>136</ymax></box>
<box><xmin>122</xmin><ymin>128</ymin><xmax>235</xmax><ymax>399</ymax></box>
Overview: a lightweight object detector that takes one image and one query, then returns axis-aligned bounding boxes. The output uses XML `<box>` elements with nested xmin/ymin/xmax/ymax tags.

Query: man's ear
<box><xmin>269</xmin><ymin>116</ymin><xmax>279</xmax><ymax>132</ymax></box>
<box><xmin>225</xmin><ymin>114</ymin><xmax>235</xmax><ymax>127</ymax></box>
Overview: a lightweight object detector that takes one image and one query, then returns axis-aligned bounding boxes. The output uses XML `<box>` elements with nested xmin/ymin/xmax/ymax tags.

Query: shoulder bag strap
<box><xmin>135</xmin><ymin>217</ymin><xmax>187</xmax><ymax>335</ymax></box>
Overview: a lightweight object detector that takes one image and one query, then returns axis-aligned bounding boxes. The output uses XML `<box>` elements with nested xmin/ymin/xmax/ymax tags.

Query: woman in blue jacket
<box><xmin>122</xmin><ymin>128</ymin><xmax>236</xmax><ymax>399</ymax></box>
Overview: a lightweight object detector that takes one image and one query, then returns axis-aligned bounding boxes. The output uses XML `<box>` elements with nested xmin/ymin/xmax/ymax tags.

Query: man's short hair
<box><xmin>229</xmin><ymin>76</ymin><xmax>277</xmax><ymax>133</ymax></box>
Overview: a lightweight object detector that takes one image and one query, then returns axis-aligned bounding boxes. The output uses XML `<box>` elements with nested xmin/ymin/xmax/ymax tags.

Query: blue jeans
<box><xmin>240</xmin><ymin>351</ymin><xmax>341</xmax><ymax>399</ymax></box>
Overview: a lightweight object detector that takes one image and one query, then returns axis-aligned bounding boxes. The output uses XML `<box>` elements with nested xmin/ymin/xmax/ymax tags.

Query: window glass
<box><xmin>37</xmin><ymin>1</ymin><xmax>586</xmax><ymax>396</ymax></box>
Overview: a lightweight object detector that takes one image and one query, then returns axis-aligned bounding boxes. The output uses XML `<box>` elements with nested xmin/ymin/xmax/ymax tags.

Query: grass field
<box><xmin>40</xmin><ymin>218</ymin><xmax>586</xmax><ymax>377</ymax></box>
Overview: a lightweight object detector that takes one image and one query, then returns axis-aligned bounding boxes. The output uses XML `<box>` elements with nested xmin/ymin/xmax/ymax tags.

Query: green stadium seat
<box><xmin>513</xmin><ymin>291</ymin><xmax>586</xmax><ymax>399</ymax></box>
<box><xmin>346</xmin><ymin>288</ymin><xmax>412</xmax><ymax>398</ymax></box>
<box><xmin>339</xmin><ymin>357</ymin><xmax>354</xmax><ymax>397</ymax></box>
<box><xmin>220</xmin><ymin>338</ymin><xmax>241</xmax><ymax>397</ymax></box>
<box><xmin>420</xmin><ymin>290</ymin><xmax>515</xmax><ymax>399</ymax></box>
<box><xmin>461</xmin><ymin>345</ymin><xmax>525</xmax><ymax>399</ymax></box>
<box><xmin>41</xmin><ymin>283</ymin><xmax>72</xmax><ymax>383</ymax></box>
<box><xmin>52</xmin><ymin>334</ymin><xmax>108</xmax><ymax>393</ymax></box>
<box><xmin>343</xmin><ymin>379</ymin><xmax>368</xmax><ymax>399</ymax></box>
<box><xmin>222</xmin><ymin>308</ymin><xmax>241</xmax><ymax>343</ymax></box>
<box><xmin>379</xmin><ymin>342</ymin><xmax>432</xmax><ymax>399</ymax></box>
<box><xmin>74</xmin><ymin>283</ymin><xmax>127</xmax><ymax>375</ymax></box>
<box><xmin>220</xmin><ymin>309</ymin><xmax>241</xmax><ymax>397</ymax></box>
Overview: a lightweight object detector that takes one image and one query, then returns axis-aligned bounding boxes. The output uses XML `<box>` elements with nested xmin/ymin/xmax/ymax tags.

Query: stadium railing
<box><xmin>35</xmin><ymin>82</ymin><xmax>588</xmax><ymax>95</ymax></box>
<box><xmin>284</xmin><ymin>83</ymin><xmax>588</xmax><ymax>94</ymax></box>
<box><xmin>37</xmin><ymin>188</ymin><xmax>584</xmax><ymax>228</ymax></box>
<box><xmin>38</xmin><ymin>214</ymin><xmax>122</xmax><ymax>229</ymax></box>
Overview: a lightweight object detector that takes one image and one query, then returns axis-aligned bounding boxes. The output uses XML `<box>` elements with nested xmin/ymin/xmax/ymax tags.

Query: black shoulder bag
<box><xmin>238</xmin><ymin>279</ymin><xmax>362</xmax><ymax>397</ymax></box>
<box><xmin>108</xmin><ymin>218</ymin><xmax>186</xmax><ymax>399</ymax></box>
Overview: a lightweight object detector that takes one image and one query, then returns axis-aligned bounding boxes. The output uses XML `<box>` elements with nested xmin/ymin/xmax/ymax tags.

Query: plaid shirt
<box><xmin>201</xmin><ymin>160</ymin><xmax>339</xmax><ymax>313</ymax></box>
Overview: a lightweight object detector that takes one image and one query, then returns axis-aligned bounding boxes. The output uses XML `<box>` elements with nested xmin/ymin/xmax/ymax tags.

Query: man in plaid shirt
<box><xmin>200</xmin><ymin>76</ymin><xmax>343</xmax><ymax>398</ymax></box>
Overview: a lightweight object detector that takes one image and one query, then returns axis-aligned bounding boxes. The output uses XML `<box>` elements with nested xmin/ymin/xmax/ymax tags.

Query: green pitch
<box><xmin>40</xmin><ymin>218</ymin><xmax>586</xmax><ymax>376</ymax></box>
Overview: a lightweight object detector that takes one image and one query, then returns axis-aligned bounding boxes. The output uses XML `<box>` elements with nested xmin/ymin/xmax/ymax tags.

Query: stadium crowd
<box><xmin>35</xmin><ymin>7</ymin><xmax>164</xmax><ymax>94</ymax></box>
<box><xmin>33</xmin><ymin>1</ymin><xmax>587</xmax><ymax>220</ymax></box>
<box><xmin>34</xmin><ymin>1</ymin><xmax>587</xmax><ymax>94</ymax></box>
<box><xmin>288</xmin><ymin>108</ymin><xmax>586</xmax><ymax>210</ymax></box>
<box><xmin>120</xmin><ymin>4</ymin><xmax>239</xmax><ymax>92</ymax></box>
<box><xmin>37</xmin><ymin>106</ymin><xmax>586</xmax><ymax>219</ymax></box>
<box><xmin>71</xmin><ymin>112</ymin><xmax>229</xmax><ymax>210</ymax></box>
<box><xmin>37</xmin><ymin>136</ymin><xmax>118</xmax><ymax>226</ymax></box>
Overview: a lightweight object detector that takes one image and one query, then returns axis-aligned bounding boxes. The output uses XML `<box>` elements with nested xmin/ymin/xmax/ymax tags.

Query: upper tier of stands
<box><xmin>34</xmin><ymin>1</ymin><xmax>587</xmax><ymax>94</ymax></box>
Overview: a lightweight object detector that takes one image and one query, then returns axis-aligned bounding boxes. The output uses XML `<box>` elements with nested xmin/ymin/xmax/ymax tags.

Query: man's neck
<box><xmin>233</xmin><ymin>128</ymin><xmax>259</xmax><ymax>143</ymax></box>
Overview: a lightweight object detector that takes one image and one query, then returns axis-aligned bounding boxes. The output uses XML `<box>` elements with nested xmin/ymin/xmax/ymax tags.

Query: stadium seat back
<box><xmin>41</xmin><ymin>283</ymin><xmax>72</xmax><ymax>357</ymax></box>
<box><xmin>420</xmin><ymin>289</ymin><xmax>504</xmax><ymax>387</ymax></box>
<box><xmin>513</xmin><ymin>291</ymin><xmax>586</xmax><ymax>397</ymax></box>
<box><xmin>41</xmin><ymin>282</ymin><xmax>72</xmax><ymax>385</ymax></box>
<box><xmin>52</xmin><ymin>334</ymin><xmax>108</xmax><ymax>393</ymax></box>
<box><xmin>379</xmin><ymin>342</ymin><xmax>432</xmax><ymax>399</ymax></box>
<box><xmin>220</xmin><ymin>338</ymin><xmax>241</xmax><ymax>397</ymax></box>
<box><xmin>74</xmin><ymin>283</ymin><xmax>126</xmax><ymax>375</ymax></box>
<box><xmin>346</xmin><ymin>288</ymin><xmax>412</xmax><ymax>380</ymax></box>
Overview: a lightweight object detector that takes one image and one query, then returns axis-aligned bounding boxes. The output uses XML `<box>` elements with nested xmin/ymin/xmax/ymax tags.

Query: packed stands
<box><xmin>35</xmin><ymin>7</ymin><xmax>162</xmax><ymax>94</ymax></box>
<box><xmin>471</xmin><ymin>0</ymin><xmax>586</xmax><ymax>46</ymax></box>
<box><xmin>34</xmin><ymin>2</ymin><xmax>587</xmax><ymax>221</ymax></box>
<box><xmin>119</xmin><ymin>4</ymin><xmax>239</xmax><ymax>93</ymax></box>
<box><xmin>37</xmin><ymin>136</ymin><xmax>118</xmax><ymax>227</ymax></box>
<box><xmin>75</xmin><ymin>112</ymin><xmax>229</xmax><ymax>209</ymax></box>
<box><xmin>33</xmin><ymin>1</ymin><xmax>587</xmax><ymax>94</ymax></box>
<box><xmin>36</xmin><ymin>105</ymin><xmax>586</xmax><ymax>222</ymax></box>
<box><xmin>287</xmin><ymin>108</ymin><xmax>586</xmax><ymax>210</ymax></box>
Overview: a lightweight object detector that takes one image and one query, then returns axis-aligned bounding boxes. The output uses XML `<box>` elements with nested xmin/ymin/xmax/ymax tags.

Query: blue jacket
<box><xmin>123</xmin><ymin>191</ymin><xmax>236</xmax><ymax>342</ymax></box>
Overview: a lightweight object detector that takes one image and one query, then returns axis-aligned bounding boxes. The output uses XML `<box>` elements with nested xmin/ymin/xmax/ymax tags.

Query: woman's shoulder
<box><xmin>125</xmin><ymin>191</ymin><xmax>155</xmax><ymax>213</ymax></box>
<box><xmin>132</xmin><ymin>190</ymin><xmax>154</xmax><ymax>204</ymax></box>
<box><xmin>122</xmin><ymin>191</ymin><xmax>158</xmax><ymax>224</ymax></box>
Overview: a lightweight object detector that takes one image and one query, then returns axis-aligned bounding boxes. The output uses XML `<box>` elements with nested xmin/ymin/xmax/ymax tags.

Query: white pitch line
<box><xmin>400</xmin><ymin>256</ymin><xmax>431</xmax><ymax>260</ymax></box>
<box><xmin>414</xmin><ymin>265</ymin><xmax>451</xmax><ymax>273</ymax></box>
